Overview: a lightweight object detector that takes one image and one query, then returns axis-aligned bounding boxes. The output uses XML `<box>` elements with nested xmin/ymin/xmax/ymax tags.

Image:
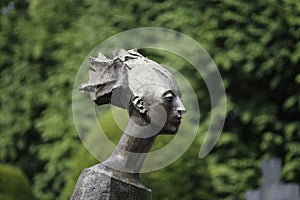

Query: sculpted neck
<box><xmin>103</xmin><ymin>118</ymin><xmax>157</xmax><ymax>173</ymax></box>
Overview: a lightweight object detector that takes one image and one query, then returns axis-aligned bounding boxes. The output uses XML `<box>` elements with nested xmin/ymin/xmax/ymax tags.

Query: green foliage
<box><xmin>196</xmin><ymin>0</ymin><xmax>300</xmax><ymax>198</ymax></box>
<box><xmin>143</xmin><ymin>140</ymin><xmax>217</xmax><ymax>200</ymax></box>
<box><xmin>0</xmin><ymin>164</ymin><xmax>32</xmax><ymax>200</ymax></box>
<box><xmin>0</xmin><ymin>0</ymin><xmax>299</xmax><ymax>199</ymax></box>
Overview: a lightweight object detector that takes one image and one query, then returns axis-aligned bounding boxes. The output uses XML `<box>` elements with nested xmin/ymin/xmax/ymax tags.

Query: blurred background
<box><xmin>0</xmin><ymin>0</ymin><xmax>299</xmax><ymax>199</ymax></box>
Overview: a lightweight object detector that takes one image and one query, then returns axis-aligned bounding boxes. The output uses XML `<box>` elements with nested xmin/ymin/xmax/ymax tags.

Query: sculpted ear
<box><xmin>131</xmin><ymin>96</ymin><xmax>146</xmax><ymax>114</ymax></box>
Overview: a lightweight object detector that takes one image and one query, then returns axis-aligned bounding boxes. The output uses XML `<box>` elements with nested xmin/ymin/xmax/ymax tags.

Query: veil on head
<box><xmin>80</xmin><ymin>49</ymin><xmax>145</xmax><ymax>108</ymax></box>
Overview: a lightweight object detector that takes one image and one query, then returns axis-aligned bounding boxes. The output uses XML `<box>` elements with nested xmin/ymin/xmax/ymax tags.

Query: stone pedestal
<box><xmin>71</xmin><ymin>164</ymin><xmax>152</xmax><ymax>200</ymax></box>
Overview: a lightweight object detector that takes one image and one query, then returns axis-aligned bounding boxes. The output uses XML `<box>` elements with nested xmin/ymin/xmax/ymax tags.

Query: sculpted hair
<box><xmin>80</xmin><ymin>49</ymin><xmax>143</xmax><ymax>108</ymax></box>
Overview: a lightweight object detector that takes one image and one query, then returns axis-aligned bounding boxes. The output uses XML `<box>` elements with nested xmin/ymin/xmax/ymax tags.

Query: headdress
<box><xmin>80</xmin><ymin>49</ymin><xmax>145</xmax><ymax>107</ymax></box>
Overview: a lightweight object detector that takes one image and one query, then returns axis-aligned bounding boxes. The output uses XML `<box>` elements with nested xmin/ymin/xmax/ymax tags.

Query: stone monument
<box><xmin>71</xmin><ymin>49</ymin><xmax>186</xmax><ymax>200</ymax></box>
<box><xmin>246</xmin><ymin>158</ymin><xmax>299</xmax><ymax>200</ymax></box>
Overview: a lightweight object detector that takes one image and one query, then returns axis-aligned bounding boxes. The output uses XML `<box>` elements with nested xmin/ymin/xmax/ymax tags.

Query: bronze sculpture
<box><xmin>71</xmin><ymin>49</ymin><xmax>186</xmax><ymax>200</ymax></box>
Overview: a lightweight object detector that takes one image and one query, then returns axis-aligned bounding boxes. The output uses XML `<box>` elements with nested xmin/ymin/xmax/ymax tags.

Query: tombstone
<box><xmin>246</xmin><ymin>158</ymin><xmax>299</xmax><ymax>200</ymax></box>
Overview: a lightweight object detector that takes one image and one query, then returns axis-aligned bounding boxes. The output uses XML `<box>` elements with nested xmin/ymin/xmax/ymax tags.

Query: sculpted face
<box><xmin>159</xmin><ymin>90</ymin><xmax>185</xmax><ymax>134</ymax></box>
<box><xmin>127</xmin><ymin>59</ymin><xmax>186</xmax><ymax>134</ymax></box>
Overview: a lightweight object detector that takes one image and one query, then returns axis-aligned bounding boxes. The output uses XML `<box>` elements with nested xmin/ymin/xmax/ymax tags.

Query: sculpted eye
<box><xmin>163</xmin><ymin>91</ymin><xmax>174</xmax><ymax>102</ymax></box>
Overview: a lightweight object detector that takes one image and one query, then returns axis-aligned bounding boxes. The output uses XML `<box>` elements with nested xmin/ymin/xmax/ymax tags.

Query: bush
<box><xmin>0</xmin><ymin>164</ymin><xmax>32</xmax><ymax>200</ymax></box>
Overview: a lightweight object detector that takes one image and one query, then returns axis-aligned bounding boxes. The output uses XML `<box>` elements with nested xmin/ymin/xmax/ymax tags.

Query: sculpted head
<box><xmin>80</xmin><ymin>49</ymin><xmax>186</xmax><ymax>135</ymax></box>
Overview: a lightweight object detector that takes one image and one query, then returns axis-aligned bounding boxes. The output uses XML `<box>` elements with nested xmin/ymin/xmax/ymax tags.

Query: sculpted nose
<box><xmin>176</xmin><ymin>98</ymin><xmax>186</xmax><ymax>114</ymax></box>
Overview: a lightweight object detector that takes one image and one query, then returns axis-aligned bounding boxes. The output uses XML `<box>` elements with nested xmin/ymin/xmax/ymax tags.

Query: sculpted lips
<box><xmin>171</xmin><ymin>115</ymin><xmax>182</xmax><ymax>126</ymax></box>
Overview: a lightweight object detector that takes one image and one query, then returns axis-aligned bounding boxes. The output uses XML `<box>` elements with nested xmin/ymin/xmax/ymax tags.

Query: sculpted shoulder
<box><xmin>71</xmin><ymin>165</ymin><xmax>111</xmax><ymax>200</ymax></box>
<box><xmin>71</xmin><ymin>164</ymin><xmax>151</xmax><ymax>200</ymax></box>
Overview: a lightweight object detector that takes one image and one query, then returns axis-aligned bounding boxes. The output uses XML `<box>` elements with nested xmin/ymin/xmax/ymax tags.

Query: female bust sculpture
<box><xmin>71</xmin><ymin>49</ymin><xmax>185</xmax><ymax>200</ymax></box>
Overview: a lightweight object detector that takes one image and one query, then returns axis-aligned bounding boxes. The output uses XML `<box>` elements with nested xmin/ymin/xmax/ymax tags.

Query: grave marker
<box><xmin>246</xmin><ymin>158</ymin><xmax>299</xmax><ymax>200</ymax></box>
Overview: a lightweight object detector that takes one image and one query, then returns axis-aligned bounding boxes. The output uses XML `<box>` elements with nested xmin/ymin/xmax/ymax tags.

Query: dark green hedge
<box><xmin>0</xmin><ymin>165</ymin><xmax>32</xmax><ymax>200</ymax></box>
